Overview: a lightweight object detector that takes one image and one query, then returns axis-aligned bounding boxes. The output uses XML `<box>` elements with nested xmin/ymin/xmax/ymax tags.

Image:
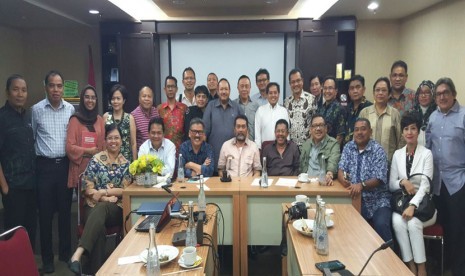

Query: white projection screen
<box><xmin>170</xmin><ymin>33</ymin><xmax>286</xmax><ymax>102</ymax></box>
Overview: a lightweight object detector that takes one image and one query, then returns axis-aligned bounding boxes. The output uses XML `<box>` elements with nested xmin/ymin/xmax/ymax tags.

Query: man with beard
<box><xmin>179</xmin><ymin>118</ymin><xmax>214</xmax><ymax>178</ymax></box>
<box><xmin>218</xmin><ymin>114</ymin><xmax>261</xmax><ymax>177</ymax></box>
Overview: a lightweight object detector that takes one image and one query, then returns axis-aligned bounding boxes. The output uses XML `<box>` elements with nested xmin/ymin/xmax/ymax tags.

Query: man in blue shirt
<box><xmin>338</xmin><ymin>118</ymin><xmax>392</xmax><ymax>242</ymax></box>
<box><xmin>426</xmin><ymin>77</ymin><xmax>465</xmax><ymax>275</ymax></box>
<box><xmin>180</xmin><ymin>118</ymin><xmax>214</xmax><ymax>178</ymax></box>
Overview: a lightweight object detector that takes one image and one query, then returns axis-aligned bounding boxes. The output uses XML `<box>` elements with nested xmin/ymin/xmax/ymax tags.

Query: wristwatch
<box><xmin>361</xmin><ymin>181</ymin><xmax>367</xmax><ymax>189</ymax></box>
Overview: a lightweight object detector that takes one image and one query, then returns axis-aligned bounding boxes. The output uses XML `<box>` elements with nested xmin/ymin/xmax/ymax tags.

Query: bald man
<box><xmin>131</xmin><ymin>86</ymin><xmax>160</xmax><ymax>149</ymax></box>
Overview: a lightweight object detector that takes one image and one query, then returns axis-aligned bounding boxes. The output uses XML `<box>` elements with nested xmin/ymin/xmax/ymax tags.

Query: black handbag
<box><xmin>390</xmin><ymin>173</ymin><xmax>436</xmax><ymax>222</ymax></box>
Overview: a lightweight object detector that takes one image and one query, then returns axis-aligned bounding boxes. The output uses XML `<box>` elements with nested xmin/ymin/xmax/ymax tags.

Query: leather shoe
<box><xmin>39</xmin><ymin>263</ymin><xmax>55</xmax><ymax>274</ymax></box>
<box><xmin>68</xmin><ymin>260</ymin><xmax>81</xmax><ymax>275</ymax></box>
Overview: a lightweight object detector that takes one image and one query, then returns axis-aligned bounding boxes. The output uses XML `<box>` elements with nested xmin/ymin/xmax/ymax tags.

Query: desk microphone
<box><xmin>161</xmin><ymin>183</ymin><xmax>187</xmax><ymax>218</ymax></box>
<box><xmin>357</xmin><ymin>239</ymin><xmax>393</xmax><ymax>276</ymax></box>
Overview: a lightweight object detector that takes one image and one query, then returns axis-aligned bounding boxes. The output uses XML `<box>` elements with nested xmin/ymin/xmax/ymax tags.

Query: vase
<box><xmin>144</xmin><ymin>172</ymin><xmax>152</xmax><ymax>188</ymax></box>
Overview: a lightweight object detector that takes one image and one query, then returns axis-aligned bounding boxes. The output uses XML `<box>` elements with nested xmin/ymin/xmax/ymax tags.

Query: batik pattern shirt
<box><xmin>344</xmin><ymin>98</ymin><xmax>373</xmax><ymax>144</ymax></box>
<box><xmin>157</xmin><ymin>102</ymin><xmax>188</xmax><ymax>152</ymax></box>
<box><xmin>316</xmin><ymin>100</ymin><xmax>346</xmax><ymax>139</ymax></box>
<box><xmin>388</xmin><ymin>87</ymin><xmax>415</xmax><ymax>116</ymax></box>
<box><xmin>338</xmin><ymin>139</ymin><xmax>390</xmax><ymax>220</ymax></box>
<box><xmin>284</xmin><ymin>91</ymin><xmax>317</xmax><ymax>147</ymax></box>
<box><xmin>106</xmin><ymin>112</ymin><xmax>132</xmax><ymax>161</ymax></box>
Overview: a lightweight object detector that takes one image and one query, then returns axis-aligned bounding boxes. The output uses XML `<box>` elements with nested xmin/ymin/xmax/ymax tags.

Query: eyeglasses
<box><xmin>418</xmin><ymin>92</ymin><xmax>431</xmax><ymax>97</ymax></box>
<box><xmin>190</xmin><ymin>129</ymin><xmax>204</xmax><ymax>135</ymax></box>
<box><xmin>436</xmin><ymin>90</ymin><xmax>452</xmax><ymax>98</ymax></box>
<box><xmin>256</xmin><ymin>78</ymin><xmax>268</xmax><ymax>83</ymax></box>
<box><xmin>311</xmin><ymin>123</ymin><xmax>326</xmax><ymax>129</ymax></box>
<box><xmin>84</xmin><ymin>95</ymin><xmax>97</xmax><ymax>101</ymax></box>
<box><xmin>374</xmin><ymin>88</ymin><xmax>389</xmax><ymax>94</ymax></box>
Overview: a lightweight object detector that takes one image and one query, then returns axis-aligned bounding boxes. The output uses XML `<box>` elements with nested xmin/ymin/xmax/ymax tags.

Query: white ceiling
<box><xmin>0</xmin><ymin>0</ymin><xmax>444</xmax><ymax>30</ymax></box>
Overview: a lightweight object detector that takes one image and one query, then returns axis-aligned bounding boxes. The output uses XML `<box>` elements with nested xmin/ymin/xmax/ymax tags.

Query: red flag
<box><xmin>88</xmin><ymin>45</ymin><xmax>96</xmax><ymax>87</ymax></box>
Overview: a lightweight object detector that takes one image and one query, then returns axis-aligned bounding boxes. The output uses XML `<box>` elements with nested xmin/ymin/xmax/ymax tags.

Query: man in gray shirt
<box><xmin>203</xmin><ymin>78</ymin><xmax>244</xmax><ymax>173</ymax></box>
<box><xmin>234</xmin><ymin>75</ymin><xmax>259</xmax><ymax>141</ymax></box>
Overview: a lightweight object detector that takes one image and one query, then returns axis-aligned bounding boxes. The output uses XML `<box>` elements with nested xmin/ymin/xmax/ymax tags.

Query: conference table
<box><xmin>123</xmin><ymin>176</ymin><xmax>354</xmax><ymax>276</ymax></box>
<box><xmin>284</xmin><ymin>203</ymin><xmax>413</xmax><ymax>275</ymax></box>
<box><xmin>97</xmin><ymin>205</ymin><xmax>218</xmax><ymax>275</ymax></box>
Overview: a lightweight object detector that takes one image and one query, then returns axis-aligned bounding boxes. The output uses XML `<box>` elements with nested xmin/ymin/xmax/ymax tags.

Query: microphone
<box><xmin>161</xmin><ymin>183</ymin><xmax>187</xmax><ymax>218</ymax></box>
<box><xmin>357</xmin><ymin>239</ymin><xmax>393</xmax><ymax>276</ymax></box>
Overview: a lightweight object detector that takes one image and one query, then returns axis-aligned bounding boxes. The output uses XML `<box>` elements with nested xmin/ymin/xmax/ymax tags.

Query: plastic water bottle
<box><xmin>177</xmin><ymin>154</ymin><xmax>185</xmax><ymax>183</ymax></box>
<box><xmin>185</xmin><ymin>201</ymin><xmax>197</xmax><ymax>247</ymax></box>
<box><xmin>261</xmin><ymin>157</ymin><xmax>269</xmax><ymax>188</ymax></box>
<box><xmin>146</xmin><ymin>222</ymin><xmax>160</xmax><ymax>275</ymax></box>
<box><xmin>318</xmin><ymin>154</ymin><xmax>327</xmax><ymax>186</ymax></box>
<box><xmin>316</xmin><ymin>202</ymin><xmax>329</xmax><ymax>255</ymax></box>
<box><xmin>198</xmin><ymin>175</ymin><xmax>206</xmax><ymax>212</ymax></box>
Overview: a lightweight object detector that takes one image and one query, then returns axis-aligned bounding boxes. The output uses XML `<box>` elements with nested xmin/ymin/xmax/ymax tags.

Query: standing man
<box><xmin>251</xmin><ymin>68</ymin><xmax>270</xmax><ymax>106</ymax></box>
<box><xmin>157</xmin><ymin>76</ymin><xmax>188</xmax><ymax>152</ymax></box>
<box><xmin>426</xmin><ymin>77</ymin><xmax>465</xmax><ymax>275</ymax></box>
<box><xmin>218</xmin><ymin>114</ymin><xmax>261</xmax><ymax>177</ymax></box>
<box><xmin>0</xmin><ymin>74</ymin><xmax>36</xmax><ymax>248</ymax></box>
<box><xmin>255</xmin><ymin>82</ymin><xmax>289</xmax><ymax>149</ymax></box>
<box><xmin>179</xmin><ymin>67</ymin><xmax>196</xmax><ymax>107</ymax></box>
<box><xmin>234</xmin><ymin>75</ymin><xmax>259</xmax><ymax>141</ymax></box>
<box><xmin>338</xmin><ymin>118</ymin><xmax>392</xmax><ymax>242</ymax></box>
<box><xmin>284</xmin><ymin>68</ymin><xmax>317</xmax><ymax>149</ymax></box>
<box><xmin>203</xmin><ymin>78</ymin><xmax>244</xmax><ymax>173</ymax></box>
<box><xmin>207</xmin><ymin>72</ymin><xmax>219</xmax><ymax>101</ymax></box>
<box><xmin>388</xmin><ymin>60</ymin><xmax>415</xmax><ymax>116</ymax></box>
<box><xmin>131</xmin><ymin>86</ymin><xmax>160</xmax><ymax>150</ymax></box>
<box><xmin>310</xmin><ymin>75</ymin><xmax>324</xmax><ymax>108</ymax></box>
<box><xmin>32</xmin><ymin>70</ymin><xmax>75</xmax><ymax>273</ymax></box>
<box><xmin>317</xmin><ymin>76</ymin><xmax>346</xmax><ymax>143</ymax></box>
<box><xmin>344</xmin><ymin>75</ymin><xmax>372</xmax><ymax>144</ymax></box>
<box><xmin>262</xmin><ymin>119</ymin><xmax>300</xmax><ymax>176</ymax></box>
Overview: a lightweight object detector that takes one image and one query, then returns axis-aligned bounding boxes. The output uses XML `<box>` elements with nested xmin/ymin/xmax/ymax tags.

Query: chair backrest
<box><xmin>0</xmin><ymin>226</ymin><xmax>39</xmax><ymax>276</ymax></box>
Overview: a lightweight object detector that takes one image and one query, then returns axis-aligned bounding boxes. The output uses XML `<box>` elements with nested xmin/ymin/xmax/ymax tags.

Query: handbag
<box><xmin>390</xmin><ymin>173</ymin><xmax>436</xmax><ymax>222</ymax></box>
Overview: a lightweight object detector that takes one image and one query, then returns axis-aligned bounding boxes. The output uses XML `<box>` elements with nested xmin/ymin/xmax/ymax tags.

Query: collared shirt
<box><xmin>183</xmin><ymin>105</ymin><xmax>205</xmax><ymax>141</ymax></box>
<box><xmin>234</xmin><ymin>97</ymin><xmax>259</xmax><ymax>141</ymax></box>
<box><xmin>262</xmin><ymin>140</ymin><xmax>300</xmax><ymax>176</ymax></box>
<box><xmin>0</xmin><ymin>101</ymin><xmax>36</xmax><ymax>189</ymax></box>
<box><xmin>32</xmin><ymin>98</ymin><xmax>75</xmax><ymax>158</ymax></box>
<box><xmin>388</xmin><ymin>87</ymin><xmax>415</xmax><ymax>116</ymax></box>
<box><xmin>181</xmin><ymin>92</ymin><xmax>196</xmax><ymax>107</ymax></box>
<box><xmin>131</xmin><ymin>105</ymin><xmax>160</xmax><ymax>150</ymax></box>
<box><xmin>359</xmin><ymin>105</ymin><xmax>401</xmax><ymax>162</ymax></box>
<box><xmin>300</xmin><ymin>135</ymin><xmax>341</xmax><ymax>176</ymax></box>
<box><xmin>207</xmin><ymin>91</ymin><xmax>219</xmax><ymax>102</ymax></box>
<box><xmin>344</xmin><ymin>98</ymin><xmax>373</xmax><ymax>144</ymax></box>
<box><xmin>254</xmin><ymin>103</ymin><xmax>289</xmax><ymax>149</ymax></box>
<box><xmin>284</xmin><ymin>91</ymin><xmax>317</xmax><ymax>147</ymax></box>
<box><xmin>217</xmin><ymin>138</ymin><xmax>261</xmax><ymax>177</ymax></box>
<box><xmin>157</xmin><ymin>101</ymin><xmax>188</xmax><ymax>151</ymax></box>
<box><xmin>138</xmin><ymin>138</ymin><xmax>176</xmax><ymax>176</ymax></box>
<box><xmin>426</xmin><ymin>101</ymin><xmax>465</xmax><ymax>195</ymax></box>
<box><xmin>180</xmin><ymin>140</ymin><xmax>214</xmax><ymax>178</ymax></box>
<box><xmin>317</xmin><ymin>100</ymin><xmax>346</xmax><ymax>139</ymax></box>
<box><xmin>203</xmin><ymin>99</ymin><xmax>244</xmax><ymax>171</ymax></box>
<box><xmin>338</xmin><ymin>139</ymin><xmax>390</xmax><ymax>220</ymax></box>
<box><xmin>250</xmin><ymin>92</ymin><xmax>268</xmax><ymax>106</ymax></box>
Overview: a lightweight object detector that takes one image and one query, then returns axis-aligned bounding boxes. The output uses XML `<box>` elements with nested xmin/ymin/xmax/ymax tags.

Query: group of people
<box><xmin>0</xmin><ymin>59</ymin><xmax>464</xmax><ymax>275</ymax></box>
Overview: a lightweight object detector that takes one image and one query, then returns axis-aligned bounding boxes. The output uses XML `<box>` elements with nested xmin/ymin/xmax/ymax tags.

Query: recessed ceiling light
<box><xmin>89</xmin><ymin>9</ymin><xmax>100</xmax><ymax>15</ymax></box>
<box><xmin>265</xmin><ymin>0</ymin><xmax>278</xmax><ymax>4</ymax></box>
<box><xmin>367</xmin><ymin>2</ymin><xmax>379</xmax><ymax>11</ymax></box>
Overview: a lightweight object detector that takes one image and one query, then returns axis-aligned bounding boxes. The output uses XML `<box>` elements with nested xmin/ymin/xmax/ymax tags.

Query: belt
<box><xmin>37</xmin><ymin>156</ymin><xmax>68</xmax><ymax>164</ymax></box>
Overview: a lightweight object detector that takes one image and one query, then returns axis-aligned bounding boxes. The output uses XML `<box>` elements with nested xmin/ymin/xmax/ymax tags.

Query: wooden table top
<box><xmin>284</xmin><ymin>203</ymin><xmax>413</xmax><ymax>275</ymax></box>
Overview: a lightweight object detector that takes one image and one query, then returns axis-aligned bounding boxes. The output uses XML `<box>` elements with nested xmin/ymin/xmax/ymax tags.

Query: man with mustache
<box><xmin>218</xmin><ymin>114</ymin><xmax>261</xmax><ymax>178</ymax></box>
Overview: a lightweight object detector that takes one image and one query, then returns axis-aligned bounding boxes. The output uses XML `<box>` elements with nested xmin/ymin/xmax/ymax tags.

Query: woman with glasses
<box><xmin>66</xmin><ymin>85</ymin><xmax>105</xmax><ymax>190</ymax></box>
<box><xmin>413</xmin><ymin>80</ymin><xmax>436</xmax><ymax>146</ymax></box>
<box><xmin>68</xmin><ymin>123</ymin><xmax>131</xmax><ymax>275</ymax></box>
<box><xmin>359</xmin><ymin>77</ymin><xmax>401</xmax><ymax>162</ymax></box>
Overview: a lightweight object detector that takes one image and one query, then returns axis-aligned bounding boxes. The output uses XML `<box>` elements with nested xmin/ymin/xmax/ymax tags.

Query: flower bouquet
<box><xmin>129</xmin><ymin>154</ymin><xmax>164</xmax><ymax>187</ymax></box>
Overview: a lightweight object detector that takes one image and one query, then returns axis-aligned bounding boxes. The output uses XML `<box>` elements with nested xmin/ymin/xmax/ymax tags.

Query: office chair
<box><xmin>0</xmin><ymin>226</ymin><xmax>39</xmax><ymax>276</ymax></box>
<box><xmin>423</xmin><ymin>223</ymin><xmax>444</xmax><ymax>276</ymax></box>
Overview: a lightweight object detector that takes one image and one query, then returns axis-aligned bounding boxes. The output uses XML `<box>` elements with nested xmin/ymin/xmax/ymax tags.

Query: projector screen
<box><xmin>170</xmin><ymin>33</ymin><xmax>286</xmax><ymax>102</ymax></box>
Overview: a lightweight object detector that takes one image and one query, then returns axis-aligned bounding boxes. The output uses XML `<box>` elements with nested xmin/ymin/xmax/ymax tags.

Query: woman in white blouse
<box><xmin>389</xmin><ymin>112</ymin><xmax>436</xmax><ymax>276</ymax></box>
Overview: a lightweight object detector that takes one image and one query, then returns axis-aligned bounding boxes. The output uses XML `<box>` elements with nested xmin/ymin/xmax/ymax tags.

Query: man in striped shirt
<box><xmin>131</xmin><ymin>86</ymin><xmax>160</xmax><ymax>150</ymax></box>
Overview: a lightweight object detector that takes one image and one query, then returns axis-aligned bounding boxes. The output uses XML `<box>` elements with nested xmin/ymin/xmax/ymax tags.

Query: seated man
<box><xmin>218</xmin><ymin>114</ymin><xmax>261</xmax><ymax>178</ymax></box>
<box><xmin>300</xmin><ymin>115</ymin><xmax>341</xmax><ymax>185</ymax></box>
<box><xmin>138</xmin><ymin>117</ymin><xmax>175</xmax><ymax>176</ymax></box>
<box><xmin>338</xmin><ymin>118</ymin><xmax>392</xmax><ymax>242</ymax></box>
<box><xmin>179</xmin><ymin>118</ymin><xmax>214</xmax><ymax>178</ymax></box>
<box><xmin>262</xmin><ymin>119</ymin><xmax>300</xmax><ymax>176</ymax></box>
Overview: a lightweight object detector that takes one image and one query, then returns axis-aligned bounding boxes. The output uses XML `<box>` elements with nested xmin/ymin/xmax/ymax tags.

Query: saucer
<box><xmin>298</xmin><ymin>178</ymin><xmax>310</xmax><ymax>183</ymax></box>
<box><xmin>178</xmin><ymin>255</ymin><xmax>202</xmax><ymax>269</ymax></box>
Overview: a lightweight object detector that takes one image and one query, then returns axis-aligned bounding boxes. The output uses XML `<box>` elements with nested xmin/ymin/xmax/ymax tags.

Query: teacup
<box><xmin>181</xmin><ymin>246</ymin><xmax>197</xmax><ymax>266</ymax></box>
<box><xmin>298</xmin><ymin>173</ymin><xmax>309</xmax><ymax>182</ymax></box>
<box><xmin>295</xmin><ymin>194</ymin><xmax>308</xmax><ymax>203</ymax></box>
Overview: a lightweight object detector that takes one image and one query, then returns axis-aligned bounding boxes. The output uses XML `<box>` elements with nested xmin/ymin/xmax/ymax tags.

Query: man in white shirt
<box><xmin>138</xmin><ymin>117</ymin><xmax>176</xmax><ymax>176</ymax></box>
<box><xmin>255</xmin><ymin>82</ymin><xmax>289</xmax><ymax>149</ymax></box>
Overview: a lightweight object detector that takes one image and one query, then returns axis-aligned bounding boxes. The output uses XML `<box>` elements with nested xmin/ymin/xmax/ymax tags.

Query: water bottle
<box><xmin>146</xmin><ymin>222</ymin><xmax>160</xmax><ymax>275</ymax></box>
<box><xmin>177</xmin><ymin>154</ymin><xmax>185</xmax><ymax>183</ymax></box>
<box><xmin>313</xmin><ymin>196</ymin><xmax>322</xmax><ymax>242</ymax></box>
<box><xmin>185</xmin><ymin>201</ymin><xmax>197</xmax><ymax>247</ymax></box>
<box><xmin>198</xmin><ymin>175</ymin><xmax>206</xmax><ymax>212</ymax></box>
<box><xmin>318</xmin><ymin>154</ymin><xmax>327</xmax><ymax>186</ymax></box>
<box><xmin>261</xmin><ymin>157</ymin><xmax>269</xmax><ymax>188</ymax></box>
<box><xmin>316</xmin><ymin>202</ymin><xmax>329</xmax><ymax>255</ymax></box>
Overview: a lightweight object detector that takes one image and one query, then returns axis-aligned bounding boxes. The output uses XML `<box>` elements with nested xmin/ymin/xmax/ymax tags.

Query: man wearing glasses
<box><xmin>251</xmin><ymin>68</ymin><xmax>270</xmax><ymax>106</ymax></box>
<box><xmin>179</xmin><ymin>118</ymin><xmax>214</xmax><ymax>178</ymax></box>
<box><xmin>284</xmin><ymin>68</ymin><xmax>317</xmax><ymax>149</ymax></box>
<box><xmin>388</xmin><ymin>60</ymin><xmax>415</xmax><ymax>116</ymax></box>
<box><xmin>180</xmin><ymin>67</ymin><xmax>197</xmax><ymax>107</ymax></box>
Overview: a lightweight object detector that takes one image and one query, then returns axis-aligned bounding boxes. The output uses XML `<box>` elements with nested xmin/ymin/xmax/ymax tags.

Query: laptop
<box><xmin>135</xmin><ymin>195</ymin><xmax>180</xmax><ymax>233</ymax></box>
<box><xmin>136</xmin><ymin>200</ymin><xmax>182</xmax><ymax>215</ymax></box>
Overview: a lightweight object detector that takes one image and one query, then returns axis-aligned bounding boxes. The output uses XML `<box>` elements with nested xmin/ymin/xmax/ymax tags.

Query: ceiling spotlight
<box><xmin>172</xmin><ymin>0</ymin><xmax>186</xmax><ymax>4</ymax></box>
<box><xmin>265</xmin><ymin>0</ymin><xmax>278</xmax><ymax>4</ymax></box>
<box><xmin>89</xmin><ymin>9</ymin><xmax>100</xmax><ymax>15</ymax></box>
<box><xmin>367</xmin><ymin>2</ymin><xmax>379</xmax><ymax>11</ymax></box>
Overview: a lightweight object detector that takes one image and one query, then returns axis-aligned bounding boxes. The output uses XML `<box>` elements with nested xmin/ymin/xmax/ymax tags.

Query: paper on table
<box><xmin>118</xmin><ymin>255</ymin><xmax>142</xmax><ymax>265</ymax></box>
<box><xmin>251</xmin><ymin>178</ymin><xmax>274</xmax><ymax>186</ymax></box>
<box><xmin>196</xmin><ymin>184</ymin><xmax>210</xmax><ymax>191</ymax></box>
<box><xmin>275</xmin><ymin>178</ymin><xmax>298</xmax><ymax>187</ymax></box>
